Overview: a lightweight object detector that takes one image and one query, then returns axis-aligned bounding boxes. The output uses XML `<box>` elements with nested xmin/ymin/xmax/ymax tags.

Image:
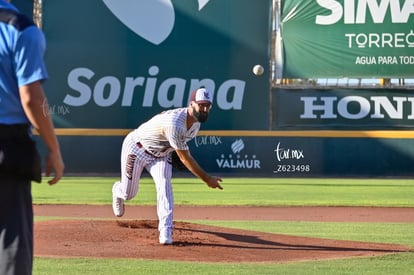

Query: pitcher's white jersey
<box><xmin>133</xmin><ymin>108</ymin><xmax>200</xmax><ymax>157</ymax></box>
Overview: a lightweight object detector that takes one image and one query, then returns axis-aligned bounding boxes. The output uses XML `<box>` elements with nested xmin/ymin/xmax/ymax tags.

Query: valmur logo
<box><xmin>103</xmin><ymin>0</ymin><xmax>211</xmax><ymax>45</ymax></box>
<box><xmin>216</xmin><ymin>139</ymin><xmax>261</xmax><ymax>169</ymax></box>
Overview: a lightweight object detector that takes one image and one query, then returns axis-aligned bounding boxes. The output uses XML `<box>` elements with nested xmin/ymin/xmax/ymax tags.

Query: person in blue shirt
<box><xmin>0</xmin><ymin>1</ymin><xmax>64</xmax><ymax>274</ymax></box>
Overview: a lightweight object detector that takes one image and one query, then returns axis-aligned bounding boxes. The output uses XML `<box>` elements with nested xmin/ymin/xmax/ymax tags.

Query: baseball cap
<box><xmin>190</xmin><ymin>88</ymin><xmax>212</xmax><ymax>104</ymax></box>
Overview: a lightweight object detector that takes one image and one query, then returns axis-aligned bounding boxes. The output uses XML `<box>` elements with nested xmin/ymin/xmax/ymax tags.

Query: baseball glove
<box><xmin>171</xmin><ymin>151</ymin><xmax>187</xmax><ymax>171</ymax></box>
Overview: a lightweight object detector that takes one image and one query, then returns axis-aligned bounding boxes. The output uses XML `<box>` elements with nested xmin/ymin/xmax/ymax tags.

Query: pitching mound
<box><xmin>34</xmin><ymin>219</ymin><xmax>410</xmax><ymax>262</ymax></box>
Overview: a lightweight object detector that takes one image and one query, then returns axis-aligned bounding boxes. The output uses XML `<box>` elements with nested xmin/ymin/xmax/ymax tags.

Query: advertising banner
<box><xmin>42</xmin><ymin>0</ymin><xmax>271</xmax><ymax>130</ymax></box>
<box><xmin>52</xmin><ymin>134</ymin><xmax>414</xmax><ymax>177</ymax></box>
<box><xmin>274</xmin><ymin>88</ymin><xmax>414</xmax><ymax>129</ymax></box>
<box><xmin>193</xmin><ymin>133</ymin><xmax>414</xmax><ymax>177</ymax></box>
<box><xmin>281</xmin><ymin>0</ymin><xmax>414</xmax><ymax>78</ymax></box>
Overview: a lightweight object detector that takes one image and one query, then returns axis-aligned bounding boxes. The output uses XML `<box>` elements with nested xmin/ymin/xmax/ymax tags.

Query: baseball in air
<box><xmin>252</xmin><ymin>65</ymin><xmax>264</xmax><ymax>76</ymax></box>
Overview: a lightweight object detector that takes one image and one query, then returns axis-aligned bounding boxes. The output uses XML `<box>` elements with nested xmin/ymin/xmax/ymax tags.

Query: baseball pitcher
<box><xmin>112</xmin><ymin>87</ymin><xmax>223</xmax><ymax>244</ymax></box>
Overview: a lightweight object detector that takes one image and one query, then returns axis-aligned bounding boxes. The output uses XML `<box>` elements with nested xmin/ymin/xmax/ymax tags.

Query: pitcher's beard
<box><xmin>192</xmin><ymin>108</ymin><xmax>209</xmax><ymax>123</ymax></box>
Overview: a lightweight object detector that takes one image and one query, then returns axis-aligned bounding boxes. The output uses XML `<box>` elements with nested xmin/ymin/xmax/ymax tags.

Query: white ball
<box><xmin>253</xmin><ymin>65</ymin><xmax>264</xmax><ymax>76</ymax></box>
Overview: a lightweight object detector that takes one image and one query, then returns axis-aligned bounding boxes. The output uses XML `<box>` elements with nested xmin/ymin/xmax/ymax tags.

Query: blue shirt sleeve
<box><xmin>14</xmin><ymin>25</ymin><xmax>48</xmax><ymax>86</ymax></box>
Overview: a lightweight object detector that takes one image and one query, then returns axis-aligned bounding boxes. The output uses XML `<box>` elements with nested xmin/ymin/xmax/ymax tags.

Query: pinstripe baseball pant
<box><xmin>113</xmin><ymin>132</ymin><xmax>174</xmax><ymax>232</ymax></box>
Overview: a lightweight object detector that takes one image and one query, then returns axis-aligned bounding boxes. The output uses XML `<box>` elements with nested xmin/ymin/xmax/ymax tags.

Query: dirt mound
<box><xmin>34</xmin><ymin>219</ymin><xmax>411</xmax><ymax>263</ymax></box>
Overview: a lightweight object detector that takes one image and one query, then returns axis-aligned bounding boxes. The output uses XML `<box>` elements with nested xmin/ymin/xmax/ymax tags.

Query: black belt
<box><xmin>137</xmin><ymin>142</ymin><xmax>155</xmax><ymax>157</ymax></box>
<box><xmin>0</xmin><ymin>123</ymin><xmax>30</xmax><ymax>138</ymax></box>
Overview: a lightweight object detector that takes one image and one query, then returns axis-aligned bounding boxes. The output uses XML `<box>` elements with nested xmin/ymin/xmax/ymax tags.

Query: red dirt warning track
<box><xmin>34</xmin><ymin>205</ymin><xmax>413</xmax><ymax>263</ymax></box>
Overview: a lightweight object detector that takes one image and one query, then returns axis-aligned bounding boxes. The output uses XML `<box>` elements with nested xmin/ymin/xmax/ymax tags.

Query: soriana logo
<box><xmin>103</xmin><ymin>0</ymin><xmax>211</xmax><ymax>45</ymax></box>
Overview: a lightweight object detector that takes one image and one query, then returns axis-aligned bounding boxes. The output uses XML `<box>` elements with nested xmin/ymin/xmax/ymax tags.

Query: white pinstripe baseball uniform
<box><xmin>112</xmin><ymin>107</ymin><xmax>200</xmax><ymax>241</ymax></box>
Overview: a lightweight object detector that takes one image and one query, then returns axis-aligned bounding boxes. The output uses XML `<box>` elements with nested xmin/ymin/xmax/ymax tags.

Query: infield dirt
<box><xmin>34</xmin><ymin>205</ymin><xmax>413</xmax><ymax>262</ymax></box>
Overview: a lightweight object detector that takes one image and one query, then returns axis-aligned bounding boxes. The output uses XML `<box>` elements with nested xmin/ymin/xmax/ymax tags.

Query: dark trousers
<box><xmin>0</xmin><ymin>178</ymin><xmax>33</xmax><ymax>275</ymax></box>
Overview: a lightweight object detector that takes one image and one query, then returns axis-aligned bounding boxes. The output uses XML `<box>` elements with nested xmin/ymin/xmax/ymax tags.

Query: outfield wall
<box><xmin>30</xmin><ymin>0</ymin><xmax>414</xmax><ymax>177</ymax></box>
<box><xmin>34</xmin><ymin>129</ymin><xmax>414</xmax><ymax>177</ymax></box>
<box><xmin>14</xmin><ymin>0</ymin><xmax>32</xmax><ymax>17</ymax></box>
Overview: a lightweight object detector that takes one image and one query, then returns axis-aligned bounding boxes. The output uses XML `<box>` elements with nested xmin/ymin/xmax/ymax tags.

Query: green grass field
<box><xmin>32</xmin><ymin>177</ymin><xmax>414</xmax><ymax>275</ymax></box>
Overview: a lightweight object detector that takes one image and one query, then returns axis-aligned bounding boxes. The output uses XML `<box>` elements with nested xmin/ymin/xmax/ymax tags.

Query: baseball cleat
<box><xmin>159</xmin><ymin>229</ymin><xmax>173</xmax><ymax>245</ymax></box>
<box><xmin>112</xmin><ymin>183</ymin><xmax>125</xmax><ymax>217</ymax></box>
